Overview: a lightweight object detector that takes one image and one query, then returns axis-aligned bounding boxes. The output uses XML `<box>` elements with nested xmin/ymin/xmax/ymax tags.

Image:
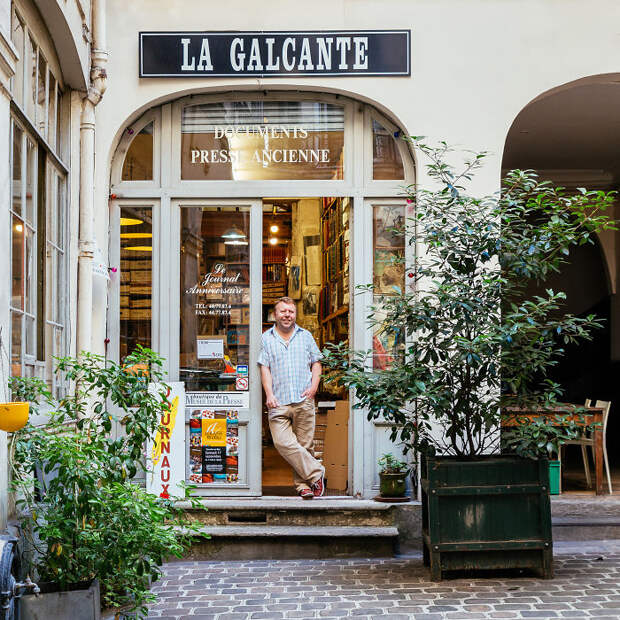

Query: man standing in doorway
<box><xmin>258</xmin><ymin>297</ymin><xmax>325</xmax><ymax>499</ymax></box>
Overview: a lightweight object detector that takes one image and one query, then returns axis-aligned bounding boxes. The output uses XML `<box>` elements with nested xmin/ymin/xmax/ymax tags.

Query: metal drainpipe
<box><xmin>77</xmin><ymin>0</ymin><xmax>107</xmax><ymax>356</ymax></box>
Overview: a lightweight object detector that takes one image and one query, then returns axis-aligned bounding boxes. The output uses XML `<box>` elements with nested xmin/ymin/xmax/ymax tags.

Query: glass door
<box><xmin>173</xmin><ymin>199</ymin><xmax>262</xmax><ymax>496</ymax></box>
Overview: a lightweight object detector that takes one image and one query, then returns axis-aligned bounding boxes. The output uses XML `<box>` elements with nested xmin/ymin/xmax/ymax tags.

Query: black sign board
<box><xmin>140</xmin><ymin>30</ymin><xmax>410</xmax><ymax>78</ymax></box>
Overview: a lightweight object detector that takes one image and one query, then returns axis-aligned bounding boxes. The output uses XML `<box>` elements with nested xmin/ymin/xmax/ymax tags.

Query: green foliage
<box><xmin>9</xmin><ymin>347</ymin><xmax>202</xmax><ymax>617</ymax></box>
<box><xmin>378</xmin><ymin>453</ymin><xmax>408</xmax><ymax>474</ymax></box>
<box><xmin>323</xmin><ymin>140</ymin><xmax>615</xmax><ymax>458</ymax></box>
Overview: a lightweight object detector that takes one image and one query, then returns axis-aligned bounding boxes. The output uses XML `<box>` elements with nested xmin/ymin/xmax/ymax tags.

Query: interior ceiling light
<box><xmin>221</xmin><ymin>225</ymin><xmax>247</xmax><ymax>240</ymax></box>
<box><xmin>224</xmin><ymin>239</ymin><xmax>248</xmax><ymax>246</ymax></box>
<box><xmin>268</xmin><ymin>237</ymin><xmax>278</xmax><ymax>245</ymax></box>
<box><xmin>124</xmin><ymin>246</ymin><xmax>152</xmax><ymax>252</ymax></box>
<box><xmin>270</xmin><ymin>224</ymin><xmax>279</xmax><ymax>233</ymax></box>
<box><xmin>120</xmin><ymin>232</ymin><xmax>152</xmax><ymax>239</ymax></box>
<box><xmin>120</xmin><ymin>217</ymin><xmax>143</xmax><ymax>226</ymax></box>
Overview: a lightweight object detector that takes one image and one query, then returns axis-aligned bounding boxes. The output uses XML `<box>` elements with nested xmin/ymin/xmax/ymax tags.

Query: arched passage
<box><xmin>502</xmin><ymin>75</ymin><xmax>620</xmax><ymax>493</ymax></box>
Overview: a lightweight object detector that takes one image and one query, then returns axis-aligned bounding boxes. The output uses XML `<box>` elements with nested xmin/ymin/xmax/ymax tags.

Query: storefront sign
<box><xmin>140</xmin><ymin>31</ymin><xmax>410</xmax><ymax>77</ymax></box>
<box><xmin>186</xmin><ymin>391</ymin><xmax>250</xmax><ymax>408</ymax></box>
<box><xmin>146</xmin><ymin>382</ymin><xmax>185</xmax><ymax>499</ymax></box>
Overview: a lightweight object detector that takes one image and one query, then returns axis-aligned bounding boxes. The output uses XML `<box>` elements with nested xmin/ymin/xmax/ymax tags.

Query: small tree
<box><xmin>324</xmin><ymin>140</ymin><xmax>616</xmax><ymax>459</ymax></box>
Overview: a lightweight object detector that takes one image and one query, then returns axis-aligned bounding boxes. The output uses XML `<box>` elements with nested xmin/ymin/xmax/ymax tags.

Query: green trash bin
<box><xmin>548</xmin><ymin>460</ymin><xmax>561</xmax><ymax>494</ymax></box>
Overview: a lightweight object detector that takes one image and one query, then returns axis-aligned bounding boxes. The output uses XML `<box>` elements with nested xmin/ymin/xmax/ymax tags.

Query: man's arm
<box><xmin>301</xmin><ymin>361</ymin><xmax>321</xmax><ymax>400</ymax></box>
<box><xmin>260</xmin><ymin>364</ymin><xmax>280</xmax><ymax>409</ymax></box>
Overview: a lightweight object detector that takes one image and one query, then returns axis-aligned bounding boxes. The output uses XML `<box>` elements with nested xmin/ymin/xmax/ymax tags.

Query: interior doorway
<box><xmin>261</xmin><ymin>197</ymin><xmax>351</xmax><ymax>496</ymax></box>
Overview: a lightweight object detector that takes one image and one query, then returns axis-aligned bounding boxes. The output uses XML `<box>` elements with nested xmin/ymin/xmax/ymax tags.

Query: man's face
<box><xmin>274</xmin><ymin>302</ymin><xmax>297</xmax><ymax>330</ymax></box>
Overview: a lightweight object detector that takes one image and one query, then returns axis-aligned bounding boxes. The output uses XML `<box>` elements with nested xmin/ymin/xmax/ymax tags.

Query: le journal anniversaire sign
<box><xmin>139</xmin><ymin>30</ymin><xmax>410</xmax><ymax>77</ymax></box>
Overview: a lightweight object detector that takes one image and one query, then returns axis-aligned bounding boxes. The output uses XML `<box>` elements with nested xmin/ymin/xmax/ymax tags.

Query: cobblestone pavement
<box><xmin>147</xmin><ymin>541</ymin><xmax>620</xmax><ymax>619</ymax></box>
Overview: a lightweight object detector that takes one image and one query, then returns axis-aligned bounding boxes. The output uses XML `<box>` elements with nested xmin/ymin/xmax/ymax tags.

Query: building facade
<box><xmin>1</xmin><ymin>1</ymin><xmax>620</xmax><ymax>519</ymax></box>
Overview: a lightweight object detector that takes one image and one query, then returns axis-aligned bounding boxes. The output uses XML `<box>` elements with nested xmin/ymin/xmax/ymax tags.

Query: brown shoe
<box><xmin>299</xmin><ymin>488</ymin><xmax>314</xmax><ymax>500</ymax></box>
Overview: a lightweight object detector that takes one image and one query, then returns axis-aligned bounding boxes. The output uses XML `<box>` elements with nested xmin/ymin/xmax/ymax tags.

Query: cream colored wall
<box><xmin>92</xmin><ymin>0</ymin><xmax>620</xmax><ymax>351</ymax></box>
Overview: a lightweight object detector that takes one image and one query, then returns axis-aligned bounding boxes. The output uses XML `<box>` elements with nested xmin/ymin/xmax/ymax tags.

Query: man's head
<box><xmin>273</xmin><ymin>297</ymin><xmax>297</xmax><ymax>332</ymax></box>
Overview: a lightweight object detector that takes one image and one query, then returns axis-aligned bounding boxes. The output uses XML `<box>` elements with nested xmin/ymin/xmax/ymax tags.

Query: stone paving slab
<box><xmin>146</xmin><ymin>541</ymin><xmax>620</xmax><ymax>619</ymax></box>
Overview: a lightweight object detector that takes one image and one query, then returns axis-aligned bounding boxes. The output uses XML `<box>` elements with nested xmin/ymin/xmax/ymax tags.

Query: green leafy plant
<box><xmin>378</xmin><ymin>453</ymin><xmax>408</xmax><ymax>474</ymax></box>
<box><xmin>323</xmin><ymin>140</ymin><xmax>616</xmax><ymax>459</ymax></box>
<box><xmin>10</xmin><ymin>347</ymin><xmax>202</xmax><ymax>617</ymax></box>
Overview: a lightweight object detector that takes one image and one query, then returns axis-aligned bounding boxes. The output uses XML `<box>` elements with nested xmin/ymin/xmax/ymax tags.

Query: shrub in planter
<box><xmin>323</xmin><ymin>140</ymin><xmax>616</xmax><ymax>579</ymax></box>
<box><xmin>9</xmin><ymin>347</ymin><xmax>201</xmax><ymax>618</ymax></box>
<box><xmin>378</xmin><ymin>453</ymin><xmax>408</xmax><ymax>498</ymax></box>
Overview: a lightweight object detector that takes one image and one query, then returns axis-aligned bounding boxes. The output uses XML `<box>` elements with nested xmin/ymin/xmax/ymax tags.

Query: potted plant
<box><xmin>9</xmin><ymin>347</ymin><xmax>202</xmax><ymax>619</ymax></box>
<box><xmin>377</xmin><ymin>453</ymin><xmax>409</xmax><ymax>499</ymax></box>
<box><xmin>323</xmin><ymin>140</ymin><xmax>615</xmax><ymax>580</ymax></box>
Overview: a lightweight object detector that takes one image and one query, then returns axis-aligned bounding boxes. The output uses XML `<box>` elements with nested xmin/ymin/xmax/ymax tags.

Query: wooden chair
<box><xmin>560</xmin><ymin>399</ymin><xmax>612</xmax><ymax>494</ymax></box>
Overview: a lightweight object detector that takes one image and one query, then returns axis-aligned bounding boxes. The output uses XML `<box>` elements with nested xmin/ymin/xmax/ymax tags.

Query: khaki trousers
<box><xmin>268</xmin><ymin>398</ymin><xmax>324</xmax><ymax>493</ymax></box>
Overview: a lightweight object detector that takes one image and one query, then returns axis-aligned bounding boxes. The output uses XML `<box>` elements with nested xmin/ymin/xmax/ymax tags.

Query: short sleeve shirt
<box><xmin>257</xmin><ymin>325</ymin><xmax>322</xmax><ymax>405</ymax></box>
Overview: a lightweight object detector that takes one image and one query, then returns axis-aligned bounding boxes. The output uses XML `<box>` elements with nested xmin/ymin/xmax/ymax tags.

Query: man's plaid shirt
<box><xmin>257</xmin><ymin>324</ymin><xmax>322</xmax><ymax>405</ymax></box>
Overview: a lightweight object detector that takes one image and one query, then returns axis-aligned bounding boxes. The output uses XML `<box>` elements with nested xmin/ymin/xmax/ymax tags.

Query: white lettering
<box><xmin>230</xmin><ymin>38</ymin><xmax>245</xmax><ymax>72</ymax></box>
<box><xmin>181</xmin><ymin>38</ymin><xmax>195</xmax><ymax>71</ymax></box>
<box><xmin>316</xmin><ymin>37</ymin><xmax>333</xmax><ymax>70</ymax></box>
<box><xmin>335</xmin><ymin>37</ymin><xmax>351</xmax><ymax>69</ymax></box>
<box><xmin>214</xmin><ymin>127</ymin><xmax>224</xmax><ymax>139</ymax></box>
<box><xmin>197</xmin><ymin>38</ymin><xmax>213</xmax><ymax>71</ymax></box>
<box><xmin>246</xmin><ymin>38</ymin><xmax>263</xmax><ymax>71</ymax></box>
<box><xmin>282</xmin><ymin>37</ymin><xmax>296</xmax><ymax>71</ymax></box>
<box><xmin>265</xmin><ymin>38</ymin><xmax>280</xmax><ymax>70</ymax></box>
<box><xmin>191</xmin><ymin>149</ymin><xmax>200</xmax><ymax>163</ymax></box>
<box><xmin>298</xmin><ymin>37</ymin><xmax>314</xmax><ymax>70</ymax></box>
<box><xmin>353</xmin><ymin>37</ymin><xmax>368</xmax><ymax>70</ymax></box>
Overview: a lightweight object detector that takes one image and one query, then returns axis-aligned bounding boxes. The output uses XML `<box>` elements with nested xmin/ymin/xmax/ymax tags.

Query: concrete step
<box><xmin>552</xmin><ymin>516</ymin><xmax>620</xmax><ymax>541</ymax></box>
<box><xmin>177</xmin><ymin>497</ymin><xmax>401</xmax><ymax>528</ymax></box>
<box><xmin>178</xmin><ymin>524</ymin><xmax>399</xmax><ymax>561</ymax></box>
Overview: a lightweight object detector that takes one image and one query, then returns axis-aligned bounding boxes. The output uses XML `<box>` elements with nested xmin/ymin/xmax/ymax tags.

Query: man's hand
<box><xmin>266</xmin><ymin>394</ymin><xmax>280</xmax><ymax>409</ymax></box>
<box><xmin>301</xmin><ymin>386</ymin><xmax>317</xmax><ymax>400</ymax></box>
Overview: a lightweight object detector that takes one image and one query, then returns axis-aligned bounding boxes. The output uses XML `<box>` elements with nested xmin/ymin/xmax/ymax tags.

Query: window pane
<box><xmin>12</xmin><ymin>124</ymin><xmax>22</xmax><ymax>215</ymax></box>
<box><xmin>26</xmin><ymin>36</ymin><xmax>36</xmax><ymax>120</ymax></box>
<box><xmin>119</xmin><ymin>207</ymin><xmax>152</xmax><ymax>360</ymax></box>
<box><xmin>372</xmin><ymin>205</ymin><xmax>405</xmax><ymax>369</ymax></box>
<box><xmin>11</xmin><ymin>216</ymin><xmax>24</xmax><ymax>309</ymax></box>
<box><xmin>181</xmin><ymin>101</ymin><xmax>344</xmax><ymax>180</ymax></box>
<box><xmin>47</xmin><ymin>73</ymin><xmax>56</xmax><ymax>147</ymax></box>
<box><xmin>55</xmin><ymin>250</ymin><xmax>63</xmax><ymax>323</ymax></box>
<box><xmin>56</xmin><ymin>90</ymin><xmax>62</xmax><ymax>154</ymax></box>
<box><xmin>37</xmin><ymin>54</ymin><xmax>47</xmax><ymax>137</ymax></box>
<box><xmin>56</xmin><ymin>173</ymin><xmax>65</xmax><ymax>248</ymax></box>
<box><xmin>25</xmin><ymin>138</ymin><xmax>36</xmax><ymax>225</ymax></box>
<box><xmin>180</xmin><ymin>207</ymin><xmax>250</xmax><ymax>391</ymax></box>
<box><xmin>11</xmin><ymin>312</ymin><xmax>22</xmax><ymax>377</ymax></box>
<box><xmin>11</xmin><ymin>9</ymin><xmax>24</xmax><ymax>107</ymax></box>
<box><xmin>121</xmin><ymin>123</ymin><xmax>154</xmax><ymax>180</ymax></box>
<box><xmin>25</xmin><ymin>315</ymin><xmax>35</xmax><ymax>357</ymax></box>
<box><xmin>372</xmin><ymin>120</ymin><xmax>404</xmax><ymax>180</ymax></box>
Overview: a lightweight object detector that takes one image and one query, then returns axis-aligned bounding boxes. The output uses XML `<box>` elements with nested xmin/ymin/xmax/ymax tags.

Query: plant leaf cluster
<box><xmin>9</xmin><ymin>346</ymin><xmax>202</xmax><ymax>617</ymax></box>
<box><xmin>323</xmin><ymin>140</ymin><xmax>616</xmax><ymax>458</ymax></box>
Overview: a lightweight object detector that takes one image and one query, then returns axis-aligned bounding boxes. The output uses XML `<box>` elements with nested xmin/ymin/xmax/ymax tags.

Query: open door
<box><xmin>173</xmin><ymin>199</ymin><xmax>262</xmax><ymax>496</ymax></box>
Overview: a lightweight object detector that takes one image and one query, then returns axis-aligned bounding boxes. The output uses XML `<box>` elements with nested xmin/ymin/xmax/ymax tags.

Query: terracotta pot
<box><xmin>0</xmin><ymin>402</ymin><xmax>29</xmax><ymax>432</ymax></box>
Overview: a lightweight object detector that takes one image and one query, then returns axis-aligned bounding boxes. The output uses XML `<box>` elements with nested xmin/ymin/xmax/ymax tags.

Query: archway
<box><xmin>502</xmin><ymin>75</ymin><xmax>620</xmax><ymax>493</ymax></box>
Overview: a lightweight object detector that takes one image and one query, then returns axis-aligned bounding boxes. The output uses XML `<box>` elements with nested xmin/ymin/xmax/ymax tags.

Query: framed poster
<box><xmin>289</xmin><ymin>256</ymin><xmax>302</xmax><ymax>299</ymax></box>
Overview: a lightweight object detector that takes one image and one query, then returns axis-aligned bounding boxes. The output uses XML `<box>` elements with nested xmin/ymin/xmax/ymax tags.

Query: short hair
<box><xmin>274</xmin><ymin>296</ymin><xmax>296</xmax><ymax>311</ymax></box>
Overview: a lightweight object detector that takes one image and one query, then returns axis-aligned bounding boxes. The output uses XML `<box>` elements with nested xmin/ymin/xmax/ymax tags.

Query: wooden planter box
<box><xmin>422</xmin><ymin>455</ymin><xmax>553</xmax><ymax>581</ymax></box>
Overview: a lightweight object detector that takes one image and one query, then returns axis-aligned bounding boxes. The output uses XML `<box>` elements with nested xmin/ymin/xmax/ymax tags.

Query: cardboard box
<box><xmin>323</xmin><ymin>400</ymin><xmax>349</xmax><ymax>491</ymax></box>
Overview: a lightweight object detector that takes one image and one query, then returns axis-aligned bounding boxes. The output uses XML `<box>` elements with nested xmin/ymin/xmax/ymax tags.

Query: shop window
<box><xmin>372</xmin><ymin>205</ymin><xmax>405</xmax><ymax>369</ymax></box>
<box><xmin>119</xmin><ymin>206</ymin><xmax>153</xmax><ymax>359</ymax></box>
<box><xmin>121</xmin><ymin>123</ymin><xmax>154</xmax><ymax>181</ymax></box>
<box><xmin>181</xmin><ymin>101</ymin><xmax>344</xmax><ymax>181</ymax></box>
<box><xmin>179</xmin><ymin>207</ymin><xmax>250</xmax><ymax>391</ymax></box>
<box><xmin>372</xmin><ymin>119</ymin><xmax>404</xmax><ymax>180</ymax></box>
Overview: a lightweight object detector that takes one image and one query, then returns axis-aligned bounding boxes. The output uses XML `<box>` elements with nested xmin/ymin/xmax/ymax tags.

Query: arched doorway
<box><xmin>502</xmin><ymin>75</ymin><xmax>620</xmax><ymax>493</ymax></box>
<box><xmin>108</xmin><ymin>91</ymin><xmax>415</xmax><ymax>498</ymax></box>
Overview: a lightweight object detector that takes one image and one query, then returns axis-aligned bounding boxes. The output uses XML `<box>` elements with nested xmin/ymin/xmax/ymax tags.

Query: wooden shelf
<box><xmin>321</xmin><ymin>306</ymin><xmax>349</xmax><ymax>324</ymax></box>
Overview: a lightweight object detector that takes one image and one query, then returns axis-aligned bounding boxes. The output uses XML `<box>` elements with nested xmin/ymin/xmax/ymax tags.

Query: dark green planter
<box><xmin>379</xmin><ymin>471</ymin><xmax>407</xmax><ymax>497</ymax></box>
<box><xmin>422</xmin><ymin>455</ymin><xmax>553</xmax><ymax>581</ymax></box>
